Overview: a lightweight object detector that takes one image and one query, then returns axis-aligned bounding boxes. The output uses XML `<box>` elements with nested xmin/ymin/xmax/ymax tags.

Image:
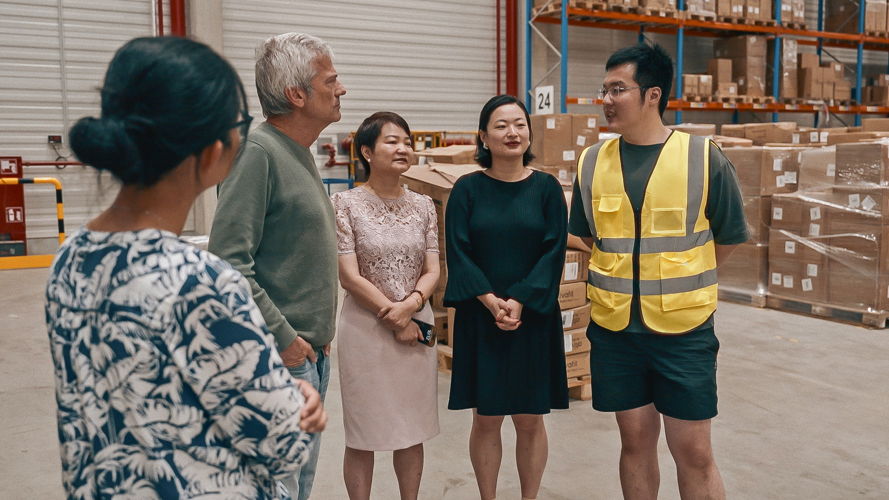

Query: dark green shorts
<box><xmin>586</xmin><ymin>323</ymin><xmax>720</xmax><ymax>421</ymax></box>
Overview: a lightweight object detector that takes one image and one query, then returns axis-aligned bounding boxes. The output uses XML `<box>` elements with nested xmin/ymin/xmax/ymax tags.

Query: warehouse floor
<box><xmin>2</xmin><ymin>267</ymin><xmax>888</xmax><ymax>499</ymax></box>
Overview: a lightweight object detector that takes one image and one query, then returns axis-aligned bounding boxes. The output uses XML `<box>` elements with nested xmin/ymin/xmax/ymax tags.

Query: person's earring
<box><xmin>483</xmin><ymin>143</ymin><xmax>489</xmax><ymax>150</ymax></box>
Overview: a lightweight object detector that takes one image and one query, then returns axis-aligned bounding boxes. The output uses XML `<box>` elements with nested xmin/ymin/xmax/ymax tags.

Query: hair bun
<box><xmin>69</xmin><ymin>116</ymin><xmax>143</xmax><ymax>183</ymax></box>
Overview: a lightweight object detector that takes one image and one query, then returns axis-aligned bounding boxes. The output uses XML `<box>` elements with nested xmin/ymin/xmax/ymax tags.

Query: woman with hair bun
<box><xmin>45</xmin><ymin>36</ymin><xmax>325</xmax><ymax>499</ymax></box>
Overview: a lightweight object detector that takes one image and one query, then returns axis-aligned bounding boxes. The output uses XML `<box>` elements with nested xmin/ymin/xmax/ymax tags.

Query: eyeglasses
<box><xmin>231</xmin><ymin>113</ymin><xmax>253</xmax><ymax>142</ymax></box>
<box><xmin>597</xmin><ymin>86</ymin><xmax>646</xmax><ymax>100</ymax></box>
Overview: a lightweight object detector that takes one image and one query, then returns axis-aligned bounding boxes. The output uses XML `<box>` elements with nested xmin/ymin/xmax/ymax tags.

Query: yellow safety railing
<box><xmin>0</xmin><ymin>176</ymin><xmax>65</xmax><ymax>270</ymax></box>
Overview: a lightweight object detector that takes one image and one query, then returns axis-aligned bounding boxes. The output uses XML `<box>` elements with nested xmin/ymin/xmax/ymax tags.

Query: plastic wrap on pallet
<box><xmin>764</xmin><ymin>137</ymin><xmax>889</xmax><ymax>313</ymax></box>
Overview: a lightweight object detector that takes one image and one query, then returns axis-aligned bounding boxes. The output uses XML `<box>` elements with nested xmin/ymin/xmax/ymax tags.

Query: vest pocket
<box><xmin>649</xmin><ymin>207</ymin><xmax>686</xmax><ymax>235</ymax></box>
<box><xmin>595</xmin><ymin>195</ymin><xmax>624</xmax><ymax>237</ymax></box>
<box><xmin>660</xmin><ymin>287</ymin><xmax>717</xmax><ymax>312</ymax></box>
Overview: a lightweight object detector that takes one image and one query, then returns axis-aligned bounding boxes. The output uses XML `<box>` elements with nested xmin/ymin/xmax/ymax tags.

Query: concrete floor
<box><xmin>1</xmin><ymin>267</ymin><xmax>888</xmax><ymax>499</ymax></box>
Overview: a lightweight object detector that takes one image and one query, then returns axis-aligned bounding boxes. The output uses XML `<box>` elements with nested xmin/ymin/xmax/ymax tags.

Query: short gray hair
<box><xmin>255</xmin><ymin>33</ymin><xmax>334</xmax><ymax>118</ymax></box>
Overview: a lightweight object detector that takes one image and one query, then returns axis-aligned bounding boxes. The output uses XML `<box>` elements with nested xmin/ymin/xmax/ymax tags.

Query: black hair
<box><xmin>475</xmin><ymin>95</ymin><xmax>534</xmax><ymax>168</ymax></box>
<box><xmin>605</xmin><ymin>43</ymin><xmax>673</xmax><ymax>117</ymax></box>
<box><xmin>354</xmin><ymin>111</ymin><xmax>412</xmax><ymax>174</ymax></box>
<box><xmin>69</xmin><ymin>36</ymin><xmax>248</xmax><ymax>187</ymax></box>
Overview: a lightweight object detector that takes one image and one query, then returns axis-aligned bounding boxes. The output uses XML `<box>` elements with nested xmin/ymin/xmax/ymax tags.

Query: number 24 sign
<box><xmin>534</xmin><ymin>85</ymin><xmax>554</xmax><ymax>115</ymax></box>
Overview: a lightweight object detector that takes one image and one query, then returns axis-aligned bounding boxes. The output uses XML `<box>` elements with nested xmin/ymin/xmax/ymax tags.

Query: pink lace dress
<box><xmin>332</xmin><ymin>187</ymin><xmax>440</xmax><ymax>451</ymax></box>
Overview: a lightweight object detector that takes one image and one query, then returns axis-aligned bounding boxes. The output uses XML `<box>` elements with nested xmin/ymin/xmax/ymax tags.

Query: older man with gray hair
<box><xmin>209</xmin><ymin>32</ymin><xmax>347</xmax><ymax>500</ymax></box>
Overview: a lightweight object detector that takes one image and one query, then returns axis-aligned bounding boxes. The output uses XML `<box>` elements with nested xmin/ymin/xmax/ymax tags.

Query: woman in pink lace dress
<box><xmin>332</xmin><ymin>112</ymin><xmax>441</xmax><ymax>500</ymax></box>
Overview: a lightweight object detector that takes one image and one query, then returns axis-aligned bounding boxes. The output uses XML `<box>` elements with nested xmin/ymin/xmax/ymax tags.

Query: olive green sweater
<box><xmin>209</xmin><ymin>123</ymin><xmax>337</xmax><ymax>350</ymax></box>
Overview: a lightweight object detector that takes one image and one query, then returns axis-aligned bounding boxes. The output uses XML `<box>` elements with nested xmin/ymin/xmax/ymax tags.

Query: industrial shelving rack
<box><xmin>526</xmin><ymin>0</ymin><xmax>889</xmax><ymax>125</ymax></box>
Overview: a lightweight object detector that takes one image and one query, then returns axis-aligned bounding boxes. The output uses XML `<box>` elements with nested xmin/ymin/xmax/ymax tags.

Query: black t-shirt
<box><xmin>567</xmin><ymin>137</ymin><xmax>749</xmax><ymax>333</ymax></box>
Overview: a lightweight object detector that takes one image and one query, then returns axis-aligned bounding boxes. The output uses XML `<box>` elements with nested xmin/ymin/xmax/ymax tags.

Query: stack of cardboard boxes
<box><xmin>530</xmin><ymin>113</ymin><xmax>599</xmax><ymax>186</ymax></box>
<box><xmin>560</xmin><ymin>250</ymin><xmax>593</xmax><ymax>384</ymax></box>
<box><xmin>714</xmin><ymin>36</ymin><xmax>767</xmax><ymax>97</ymax></box>
<box><xmin>766</xmin><ymin>137</ymin><xmax>889</xmax><ymax>311</ymax></box>
<box><xmin>780</xmin><ymin>0</ymin><xmax>806</xmax><ymax>26</ymax></box>
<box><xmin>715</xmin><ymin>0</ymin><xmax>775</xmax><ymax>21</ymax></box>
<box><xmin>718</xmin><ymin>143</ymin><xmax>803</xmax><ymax>297</ymax></box>
<box><xmin>826</xmin><ymin>0</ymin><xmax>888</xmax><ymax>35</ymax></box>
<box><xmin>637</xmin><ymin>0</ymin><xmax>678</xmax><ymax>12</ymax></box>
<box><xmin>708</xmin><ymin>58</ymin><xmax>740</xmax><ymax>98</ymax></box>
<box><xmin>798</xmin><ymin>54</ymin><xmax>853</xmax><ymax>101</ymax></box>
<box><xmin>681</xmin><ymin>74</ymin><xmax>714</xmax><ymax>99</ymax></box>
<box><xmin>768</xmin><ymin>38</ymin><xmax>798</xmax><ymax>99</ymax></box>
<box><xmin>687</xmin><ymin>0</ymin><xmax>717</xmax><ymax>17</ymax></box>
<box><xmin>864</xmin><ymin>74</ymin><xmax>889</xmax><ymax>106</ymax></box>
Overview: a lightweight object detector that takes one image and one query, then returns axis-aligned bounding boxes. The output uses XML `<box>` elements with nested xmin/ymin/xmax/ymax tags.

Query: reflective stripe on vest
<box><xmin>578</xmin><ymin>132</ymin><xmax>717</xmax><ymax>334</ymax></box>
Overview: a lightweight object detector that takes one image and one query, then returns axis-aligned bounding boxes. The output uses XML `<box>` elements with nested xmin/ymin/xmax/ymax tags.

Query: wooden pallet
<box><xmin>784</xmin><ymin>21</ymin><xmax>807</xmax><ymax>30</ymax></box>
<box><xmin>712</xmin><ymin>95</ymin><xmax>745</xmax><ymax>103</ymax></box>
<box><xmin>766</xmin><ymin>294</ymin><xmax>889</xmax><ymax>328</ymax></box>
<box><xmin>633</xmin><ymin>6</ymin><xmax>677</xmax><ymax>17</ymax></box>
<box><xmin>751</xmin><ymin>18</ymin><xmax>777</xmax><ymax>26</ymax></box>
<box><xmin>438</xmin><ymin>344</ymin><xmax>595</xmax><ymax>400</ymax></box>
<box><xmin>865</xmin><ymin>31</ymin><xmax>888</xmax><ymax>38</ymax></box>
<box><xmin>608</xmin><ymin>3</ymin><xmax>636</xmax><ymax>13</ymax></box>
<box><xmin>687</xmin><ymin>12</ymin><xmax>717</xmax><ymax>21</ymax></box>
<box><xmin>745</xmin><ymin>95</ymin><xmax>776</xmax><ymax>104</ymax></box>
<box><xmin>719</xmin><ymin>288</ymin><xmax>767</xmax><ymax>308</ymax></box>
<box><xmin>717</xmin><ymin>15</ymin><xmax>745</xmax><ymax>24</ymax></box>
<box><xmin>568</xmin><ymin>376</ymin><xmax>593</xmax><ymax>401</ymax></box>
<box><xmin>437</xmin><ymin>344</ymin><xmax>453</xmax><ymax>374</ymax></box>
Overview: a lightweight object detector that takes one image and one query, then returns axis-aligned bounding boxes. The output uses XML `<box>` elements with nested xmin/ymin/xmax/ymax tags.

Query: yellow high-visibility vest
<box><xmin>577</xmin><ymin>131</ymin><xmax>717</xmax><ymax>334</ymax></box>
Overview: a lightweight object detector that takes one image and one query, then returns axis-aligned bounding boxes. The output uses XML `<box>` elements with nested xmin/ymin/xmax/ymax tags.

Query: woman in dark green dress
<box><xmin>444</xmin><ymin>95</ymin><xmax>568</xmax><ymax>500</ymax></box>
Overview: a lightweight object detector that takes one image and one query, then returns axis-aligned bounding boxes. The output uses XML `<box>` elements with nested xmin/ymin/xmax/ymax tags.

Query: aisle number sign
<box><xmin>535</xmin><ymin>85</ymin><xmax>554</xmax><ymax>115</ymax></box>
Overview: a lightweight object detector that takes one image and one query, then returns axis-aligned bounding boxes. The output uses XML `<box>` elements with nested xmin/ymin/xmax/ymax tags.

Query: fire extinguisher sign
<box><xmin>0</xmin><ymin>158</ymin><xmax>18</xmax><ymax>175</ymax></box>
<box><xmin>6</xmin><ymin>207</ymin><xmax>23</xmax><ymax>223</ymax></box>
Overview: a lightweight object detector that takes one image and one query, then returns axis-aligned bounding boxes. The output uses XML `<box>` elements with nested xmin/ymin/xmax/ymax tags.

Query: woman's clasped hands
<box><xmin>478</xmin><ymin>293</ymin><xmax>523</xmax><ymax>331</ymax></box>
<box><xmin>378</xmin><ymin>298</ymin><xmax>424</xmax><ymax>345</ymax></box>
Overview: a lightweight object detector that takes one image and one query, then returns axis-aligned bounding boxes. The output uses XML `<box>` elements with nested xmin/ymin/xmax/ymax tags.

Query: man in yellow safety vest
<box><xmin>568</xmin><ymin>43</ymin><xmax>748</xmax><ymax>499</ymax></box>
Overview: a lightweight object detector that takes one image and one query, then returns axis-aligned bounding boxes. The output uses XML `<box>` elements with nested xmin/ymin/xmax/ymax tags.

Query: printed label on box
<box><xmin>826</xmin><ymin>163</ymin><xmax>836</xmax><ymax>177</ymax></box>
<box><xmin>561</xmin><ymin>310</ymin><xmax>574</xmax><ymax>328</ymax></box>
<box><xmin>783</xmin><ymin>275</ymin><xmax>794</xmax><ymax>288</ymax></box>
<box><xmin>809</xmin><ymin>223</ymin><xmax>820</xmax><ymax>236</ymax></box>
<box><xmin>810</xmin><ymin>132</ymin><xmax>819</xmax><ymax>142</ymax></box>
<box><xmin>563</xmin><ymin>150</ymin><xmax>575</xmax><ymax>161</ymax></box>
<box><xmin>773</xmin><ymin>207</ymin><xmax>783</xmax><ymax>220</ymax></box>
<box><xmin>807</xmin><ymin>263</ymin><xmax>819</xmax><ymax>277</ymax></box>
<box><xmin>785</xmin><ymin>241</ymin><xmax>796</xmax><ymax>254</ymax></box>
<box><xmin>862</xmin><ymin>195</ymin><xmax>877</xmax><ymax>211</ymax></box>
<box><xmin>564</xmin><ymin>334</ymin><xmax>572</xmax><ymax>353</ymax></box>
<box><xmin>588</xmin><ymin>118</ymin><xmax>597</xmax><ymax>128</ymax></box>
<box><xmin>791</xmin><ymin>133</ymin><xmax>800</xmax><ymax>144</ymax></box>
<box><xmin>810</xmin><ymin>206</ymin><xmax>821</xmax><ymax>220</ymax></box>
<box><xmin>801</xmin><ymin>278</ymin><xmax>813</xmax><ymax>292</ymax></box>
<box><xmin>547</xmin><ymin>118</ymin><xmax>556</xmax><ymax>129</ymax></box>
<box><xmin>577</xmin><ymin>136</ymin><xmax>587</xmax><ymax>147</ymax></box>
<box><xmin>785</xmin><ymin>172</ymin><xmax>797</xmax><ymax>184</ymax></box>
<box><xmin>848</xmin><ymin>193</ymin><xmax>861</xmax><ymax>208</ymax></box>
<box><xmin>773</xmin><ymin>159</ymin><xmax>783</xmax><ymax>171</ymax></box>
<box><xmin>564</xmin><ymin>262</ymin><xmax>579</xmax><ymax>281</ymax></box>
<box><xmin>820</xmin><ymin>131</ymin><xmax>830</xmax><ymax>143</ymax></box>
<box><xmin>558</xmin><ymin>169</ymin><xmax>569</xmax><ymax>181</ymax></box>
<box><xmin>776</xmin><ymin>175</ymin><xmax>786</xmax><ymax>187</ymax></box>
<box><xmin>771</xmin><ymin>272</ymin><xmax>782</xmax><ymax>285</ymax></box>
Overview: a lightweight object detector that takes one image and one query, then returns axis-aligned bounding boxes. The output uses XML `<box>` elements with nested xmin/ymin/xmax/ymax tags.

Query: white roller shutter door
<box><xmin>222</xmin><ymin>0</ymin><xmax>502</xmax><ymax>139</ymax></box>
<box><xmin>0</xmin><ymin>0</ymin><xmax>158</xmax><ymax>243</ymax></box>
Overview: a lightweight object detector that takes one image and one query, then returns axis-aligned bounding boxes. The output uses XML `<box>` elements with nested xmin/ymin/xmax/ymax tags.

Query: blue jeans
<box><xmin>282</xmin><ymin>348</ymin><xmax>330</xmax><ymax>500</ymax></box>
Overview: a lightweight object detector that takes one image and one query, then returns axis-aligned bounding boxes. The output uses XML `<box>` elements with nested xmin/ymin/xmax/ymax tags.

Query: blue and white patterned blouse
<box><xmin>45</xmin><ymin>228</ymin><xmax>312</xmax><ymax>499</ymax></box>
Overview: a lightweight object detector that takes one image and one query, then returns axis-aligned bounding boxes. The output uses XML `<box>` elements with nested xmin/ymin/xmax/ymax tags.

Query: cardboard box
<box><xmin>559</xmin><ymin>281</ymin><xmax>588</xmax><ymax>310</ymax></box>
<box><xmin>717</xmin><ymin>0</ymin><xmax>733</xmax><ymax>16</ymax></box>
<box><xmin>826</xmin><ymin>212</ymin><xmax>889</xmax><ymax>309</ymax></box>
<box><xmin>799</xmin><ymin>67</ymin><xmax>820</xmax><ymax>99</ymax></box>
<box><xmin>530</xmin><ymin>114</ymin><xmax>574</xmax><ymax>166</ymax></box>
<box><xmin>834</xmin><ymin>80</ymin><xmax>852</xmax><ymax>101</ymax></box>
<box><xmin>768</xmin><ymin>228</ymin><xmax>830</xmax><ymax>301</ymax></box>
<box><xmin>743</xmin><ymin>122</ymin><xmax>799</xmax><ymax>145</ymax></box>
<box><xmin>724</xmin><ymin>146</ymin><xmax>800</xmax><ymax>196</ymax></box>
<box><xmin>799</xmin><ymin>146</ymin><xmax>837</xmax><ymax>190</ymax></box>
<box><xmin>862</xmin><ymin>118</ymin><xmax>889</xmax><ymax>132</ymax></box>
<box><xmin>826</xmin><ymin>0</ymin><xmax>863</xmax><ymax>34</ymax></box>
<box><xmin>869</xmin><ymin>86</ymin><xmax>889</xmax><ymax>106</ymax></box>
<box><xmin>770</xmin><ymin>193</ymin><xmax>831</xmax><ymax>237</ymax></box>
<box><xmin>720</xmin><ymin>123</ymin><xmax>747</xmax><ymax>138</ymax></box>
<box><xmin>699</xmin><ymin>74</ymin><xmax>713</xmax><ymax>95</ymax></box>
<box><xmin>714</xmin><ymin>35</ymin><xmax>767</xmax><ymax>58</ymax></box>
<box><xmin>835</xmin><ymin>142</ymin><xmax>889</xmax><ymax>185</ymax></box>
<box><xmin>566</xmin><ymin>350</ymin><xmax>591</xmax><ymax>379</ymax></box>
<box><xmin>744</xmin><ymin>195</ymin><xmax>772</xmax><ymax>243</ymax></box>
<box><xmin>709</xmin><ymin>58</ymin><xmax>733</xmax><ymax>83</ymax></box>
<box><xmin>730</xmin><ymin>0</ymin><xmax>745</xmax><ymax>16</ymax></box>
<box><xmin>792</xmin><ymin>0</ymin><xmax>806</xmax><ymax>23</ymax></box>
<box><xmin>418</xmin><ymin>145</ymin><xmax>476</xmax><ymax>164</ymax></box>
<box><xmin>561</xmin><ymin>301</ymin><xmax>591</xmax><ymax>331</ymax></box>
<box><xmin>683</xmin><ymin>74</ymin><xmax>699</xmax><ymax>96</ymax></box>
<box><xmin>716</xmin><ymin>82</ymin><xmax>738</xmax><ymax>96</ymax></box>
<box><xmin>572</xmin><ymin>114</ymin><xmax>599</xmax><ymax>153</ymax></box>
<box><xmin>563</xmin><ymin>249</ymin><xmax>591</xmax><ymax>283</ymax></box>
<box><xmin>718</xmin><ymin>242</ymin><xmax>768</xmax><ymax>295</ymax></box>
<box><xmin>829</xmin><ymin>184</ymin><xmax>889</xmax><ymax>216</ymax></box>
<box><xmin>669</xmin><ymin>123</ymin><xmax>717</xmax><ymax>136</ymax></box>
<box><xmin>563</xmin><ymin>327</ymin><xmax>591</xmax><ymax>354</ymax></box>
<box><xmin>799</xmin><ymin>53</ymin><xmax>820</xmax><ymax>71</ymax></box>
<box><xmin>713</xmin><ymin>135</ymin><xmax>754</xmax><ymax>148</ymax></box>
<box><xmin>537</xmin><ymin>166</ymin><xmax>575</xmax><ymax>186</ymax></box>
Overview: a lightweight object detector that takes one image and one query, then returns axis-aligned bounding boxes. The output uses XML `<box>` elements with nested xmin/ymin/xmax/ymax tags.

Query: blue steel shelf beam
<box><xmin>525</xmin><ymin>0</ymin><xmax>565</xmax><ymax>111</ymax></box>
<box><xmin>772</xmin><ymin>0</ymin><xmax>782</xmax><ymax>122</ymax></box>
